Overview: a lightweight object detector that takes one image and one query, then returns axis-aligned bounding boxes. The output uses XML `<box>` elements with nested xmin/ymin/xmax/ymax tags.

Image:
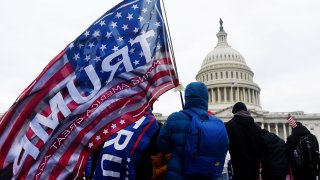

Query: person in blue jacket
<box><xmin>157</xmin><ymin>82</ymin><xmax>225</xmax><ymax>180</ymax></box>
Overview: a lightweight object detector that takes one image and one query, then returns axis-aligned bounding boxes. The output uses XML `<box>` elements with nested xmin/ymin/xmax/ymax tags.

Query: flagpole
<box><xmin>160</xmin><ymin>0</ymin><xmax>185</xmax><ymax>109</ymax></box>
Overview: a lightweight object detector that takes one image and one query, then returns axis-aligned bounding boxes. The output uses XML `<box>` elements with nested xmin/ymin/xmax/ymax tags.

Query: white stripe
<box><xmin>73</xmin><ymin>155</ymin><xmax>84</xmax><ymax>180</ymax></box>
<box><xmin>1</xmin><ymin>58</ymin><xmax>73</xmax><ymax>166</ymax></box>
<box><xmin>31</xmin><ymin>54</ymin><xmax>69</xmax><ymax>94</ymax></box>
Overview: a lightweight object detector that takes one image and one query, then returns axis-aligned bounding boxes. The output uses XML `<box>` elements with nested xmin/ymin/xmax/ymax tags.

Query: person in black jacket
<box><xmin>286</xmin><ymin>122</ymin><xmax>319</xmax><ymax>180</ymax></box>
<box><xmin>225</xmin><ymin>102</ymin><xmax>264</xmax><ymax>180</ymax></box>
<box><xmin>261</xmin><ymin>129</ymin><xmax>289</xmax><ymax>180</ymax></box>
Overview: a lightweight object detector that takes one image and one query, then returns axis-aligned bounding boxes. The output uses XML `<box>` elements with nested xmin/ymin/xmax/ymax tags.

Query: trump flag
<box><xmin>0</xmin><ymin>0</ymin><xmax>178</xmax><ymax>179</ymax></box>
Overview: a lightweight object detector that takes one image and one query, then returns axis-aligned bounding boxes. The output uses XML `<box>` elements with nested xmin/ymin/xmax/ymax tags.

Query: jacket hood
<box><xmin>261</xmin><ymin>130</ymin><xmax>279</xmax><ymax>143</ymax></box>
<box><xmin>292</xmin><ymin>123</ymin><xmax>310</xmax><ymax>136</ymax></box>
<box><xmin>233</xmin><ymin>110</ymin><xmax>255</xmax><ymax>126</ymax></box>
<box><xmin>184</xmin><ymin>82</ymin><xmax>208</xmax><ymax>110</ymax></box>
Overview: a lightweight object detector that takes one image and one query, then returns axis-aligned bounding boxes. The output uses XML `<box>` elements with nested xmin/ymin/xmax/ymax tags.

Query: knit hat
<box><xmin>232</xmin><ymin>102</ymin><xmax>247</xmax><ymax>114</ymax></box>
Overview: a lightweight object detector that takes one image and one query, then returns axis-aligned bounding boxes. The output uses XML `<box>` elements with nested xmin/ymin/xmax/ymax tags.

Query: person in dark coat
<box><xmin>157</xmin><ymin>82</ymin><xmax>226</xmax><ymax>180</ymax></box>
<box><xmin>225</xmin><ymin>102</ymin><xmax>264</xmax><ymax>180</ymax></box>
<box><xmin>285</xmin><ymin>122</ymin><xmax>319</xmax><ymax>180</ymax></box>
<box><xmin>261</xmin><ymin>129</ymin><xmax>289</xmax><ymax>180</ymax></box>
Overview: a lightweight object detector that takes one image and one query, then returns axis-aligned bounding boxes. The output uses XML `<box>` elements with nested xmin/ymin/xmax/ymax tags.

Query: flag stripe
<box><xmin>0</xmin><ymin>61</ymin><xmax>73</xmax><ymax>140</ymax></box>
<box><xmin>130</xmin><ymin>113</ymin><xmax>155</xmax><ymax>155</ymax></box>
<box><xmin>30</xmin><ymin>53</ymin><xmax>69</xmax><ymax>94</ymax></box>
<box><xmin>0</xmin><ymin>50</ymin><xmax>67</xmax><ymax>132</ymax></box>
<box><xmin>0</xmin><ymin>62</ymin><xmax>74</xmax><ymax>167</ymax></box>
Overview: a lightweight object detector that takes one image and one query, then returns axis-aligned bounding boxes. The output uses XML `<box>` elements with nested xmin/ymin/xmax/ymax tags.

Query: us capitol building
<box><xmin>156</xmin><ymin>19</ymin><xmax>320</xmax><ymax>141</ymax></box>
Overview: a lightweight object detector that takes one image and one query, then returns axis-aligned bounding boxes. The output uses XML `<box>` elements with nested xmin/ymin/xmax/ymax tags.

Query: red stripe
<box><xmin>0</xmin><ymin>62</ymin><xmax>73</xmax><ymax>167</ymax></box>
<box><xmin>0</xmin><ymin>50</ymin><xmax>65</xmax><ymax>133</ymax></box>
<box><xmin>130</xmin><ymin>114</ymin><xmax>155</xmax><ymax>155</ymax></box>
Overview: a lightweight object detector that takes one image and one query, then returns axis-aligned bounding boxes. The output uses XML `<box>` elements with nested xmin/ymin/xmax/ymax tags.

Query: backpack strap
<box><xmin>183</xmin><ymin>109</ymin><xmax>211</xmax><ymax>121</ymax></box>
<box><xmin>182</xmin><ymin>109</ymin><xmax>198</xmax><ymax>118</ymax></box>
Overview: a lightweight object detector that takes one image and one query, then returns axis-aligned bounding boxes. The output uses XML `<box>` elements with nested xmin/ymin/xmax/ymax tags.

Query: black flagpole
<box><xmin>160</xmin><ymin>0</ymin><xmax>184</xmax><ymax>109</ymax></box>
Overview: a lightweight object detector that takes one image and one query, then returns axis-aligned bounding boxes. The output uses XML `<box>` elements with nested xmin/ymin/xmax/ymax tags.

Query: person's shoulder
<box><xmin>253</xmin><ymin>122</ymin><xmax>262</xmax><ymax>129</ymax></box>
<box><xmin>225</xmin><ymin>119</ymin><xmax>234</xmax><ymax>124</ymax></box>
<box><xmin>167</xmin><ymin>111</ymin><xmax>188</xmax><ymax>121</ymax></box>
<box><xmin>224</xmin><ymin>119</ymin><xmax>233</xmax><ymax>128</ymax></box>
<box><xmin>311</xmin><ymin>133</ymin><xmax>318</xmax><ymax>140</ymax></box>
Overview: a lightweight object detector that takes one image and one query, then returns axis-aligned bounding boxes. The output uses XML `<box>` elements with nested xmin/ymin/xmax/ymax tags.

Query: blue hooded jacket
<box><xmin>157</xmin><ymin>82</ymin><xmax>215</xmax><ymax>180</ymax></box>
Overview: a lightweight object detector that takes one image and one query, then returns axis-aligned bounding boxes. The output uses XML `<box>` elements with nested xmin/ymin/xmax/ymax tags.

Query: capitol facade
<box><xmin>158</xmin><ymin>19</ymin><xmax>320</xmax><ymax>141</ymax></box>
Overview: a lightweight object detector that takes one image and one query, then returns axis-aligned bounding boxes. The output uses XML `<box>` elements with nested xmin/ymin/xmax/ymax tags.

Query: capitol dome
<box><xmin>196</xmin><ymin>19</ymin><xmax>262</xmax><ymax>113</ymax></box>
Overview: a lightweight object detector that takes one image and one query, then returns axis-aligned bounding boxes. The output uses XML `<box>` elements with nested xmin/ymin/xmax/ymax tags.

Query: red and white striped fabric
<box><xmin>0</xmin><ymin>0</ymin><xmax>179</xmax><ymax>179</ymax></box>
<box><xmin>287</xmin><ymin>114</ymin><xmax>297</xmax><ymax>128</ymax></box>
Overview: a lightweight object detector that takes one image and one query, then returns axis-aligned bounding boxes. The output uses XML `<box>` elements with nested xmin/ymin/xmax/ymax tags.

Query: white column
<box><xmin>224</xmin><ymin>87</ymin><xmax>227</xmax><ymax>102</ymax></box>
<box><xmin>236</xmin><ymin>87</ymin><xmax>240</xmax><ymax>102</ymax></box>
<box><xmin>268</xmin><ymin>123</ymin><xmax>271</xmax><ymax>132</ymax></box>
<box><xmin>248</xmin><ymin>89</ymin><xmax>252</xmax><ymax>104</ymax></box>
<box><xmin>252</xmin><ymin>91</ymin><xmax>256</xmax><ymax>104</ymax></box>
<box><xmin>275</xmin><ymin>123</ymin><xmax>279</xmax><ymax>136</ymax></box>
<box><xmin>211</xmin><ymin>89</ymin><xmax>214</xmax><ymax>103</ymax></box>
<box><xmin>261</xmin><ymin>123</ymin><xmax>265</xmax><ymax>129</ymax></box>
<box><xmin>242</xmin><ymin>88</ymin><xmax>245</xmax><ymax>102</ymax></box>
<box><xmin>283</xmin><ymin>123</ymin><xmax>287</xmax><ymax>140</ymax></box>
<box><xmin>230</xmin><ymin>87</ymin><xmax>234</xmax><ymax>102</ymax></box>
<box><xmin>217</xmin><ymin>88</ymin><xmax>221</xmax><ymax>103</ymax></box>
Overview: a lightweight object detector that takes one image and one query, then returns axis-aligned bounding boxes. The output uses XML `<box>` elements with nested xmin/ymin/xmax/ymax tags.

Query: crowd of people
<box><xmin>82</xmin><ymin>81</ymin><xmax>319</xmax><ymax>180</ymax></box>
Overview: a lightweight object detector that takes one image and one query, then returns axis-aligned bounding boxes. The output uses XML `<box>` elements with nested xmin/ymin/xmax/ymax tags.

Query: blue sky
<box><xmin>1</xmin><ymin>0</ymin><xmax>320</xmax><ymax>115</ymax></box>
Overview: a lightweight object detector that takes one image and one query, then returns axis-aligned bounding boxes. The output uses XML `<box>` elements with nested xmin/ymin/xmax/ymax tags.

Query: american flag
<box><xmin>0</xmin><ymin>0</ymin><xmax>178</xmax><ymax>179</ymax></box>
<box><xmin>287</xmin><ymin>114</ymin><xmax>297</xmax><ymax>128</ymax></box>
